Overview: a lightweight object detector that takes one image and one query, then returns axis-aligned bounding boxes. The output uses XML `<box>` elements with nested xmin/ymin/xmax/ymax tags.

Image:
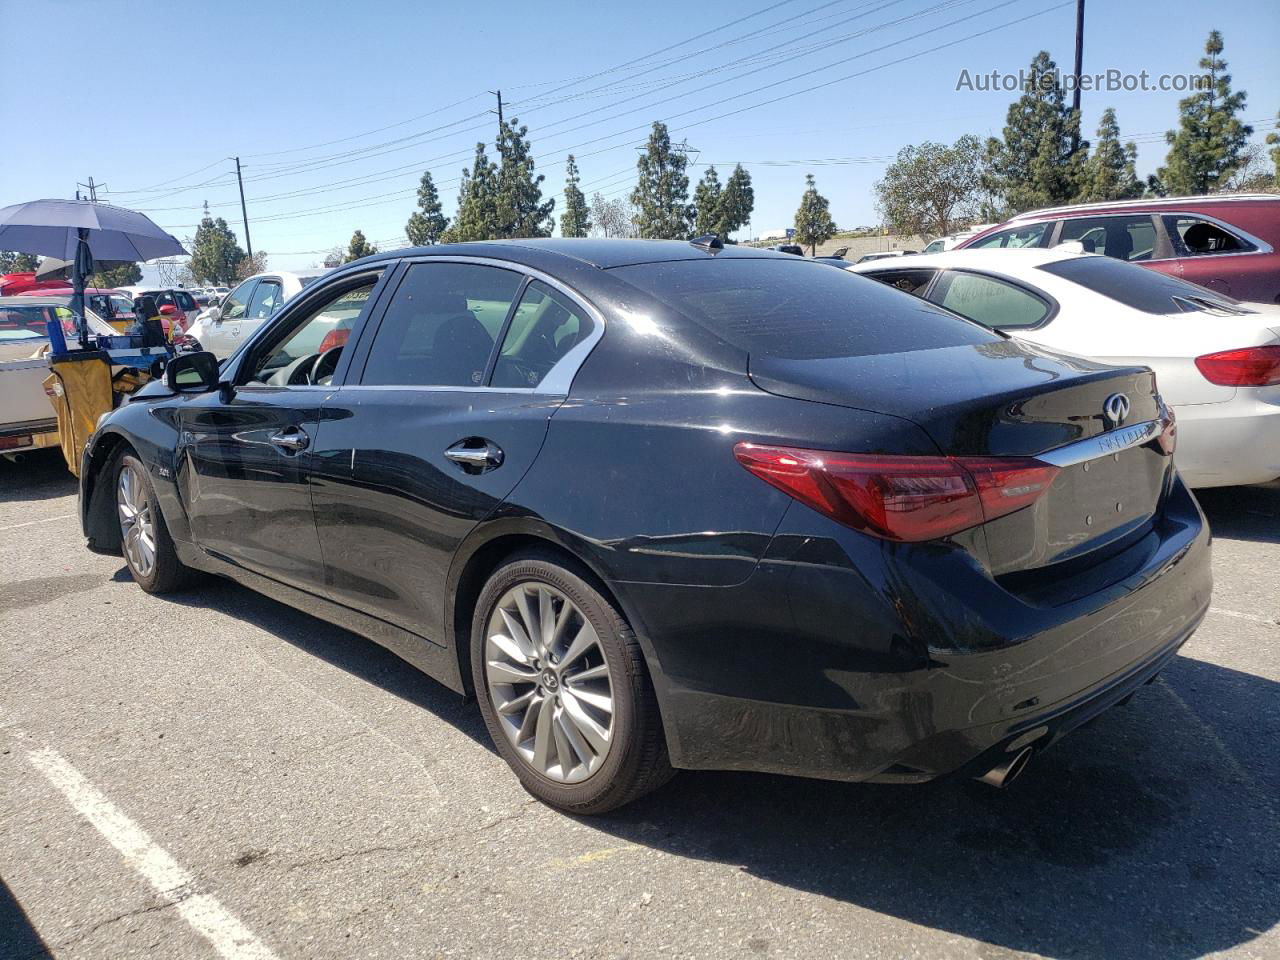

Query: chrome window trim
<box><xmin>379</xmin><ymin>254</ymin><xmax>607</xmax><ymax>395</ymax></box>
<box><xmin>1038</xmin><ymin>418</ymin><xmax>1163</xmax><ymax>468</ymax></box>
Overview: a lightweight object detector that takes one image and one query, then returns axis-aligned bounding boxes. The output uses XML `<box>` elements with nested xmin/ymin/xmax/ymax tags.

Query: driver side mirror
<box><xmin>159</xmin><ymin>304</ymin><xmax>178</xmax><ymax>316</ymax></box>
<box><xmin>166</xmin><ymin>350</ymin><xmax>221</xmax><ymax>393</ymax></box>
<box><xmin>208</xmin><ymin>305</ymin><xmax>222</xmax><ymax>322</ymax></box>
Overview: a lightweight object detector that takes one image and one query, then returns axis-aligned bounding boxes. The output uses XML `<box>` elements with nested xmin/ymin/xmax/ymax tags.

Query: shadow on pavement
<box><xmin>1197</xmin><ymin>483</ymin><xmax>1280</xmax><ymax>544</ymax></box>
<box><xmin>0</xmin><ymin>878</ymin><xmax>52</xmax><ymax>959</ymax></box>
<box><xmin>585</xmin><ymin>656</ymin><xmax>1279</xmax><ymax>960</ymax></box>
<box><xmin>152</xmin><ymin>575</ymin><xmax>490</xmax><ymax>750</ymax></box>
<box><xmin>0</xmin><ymin>449</ymin><xmax>76</xmax><ymax>504</ymax></box>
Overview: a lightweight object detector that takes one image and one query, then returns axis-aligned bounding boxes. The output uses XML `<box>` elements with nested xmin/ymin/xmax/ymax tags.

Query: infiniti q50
<box><xmin>79</xmin><ymin>239</ymin><xmax>1211</xmax><ymax>813</ymax></box>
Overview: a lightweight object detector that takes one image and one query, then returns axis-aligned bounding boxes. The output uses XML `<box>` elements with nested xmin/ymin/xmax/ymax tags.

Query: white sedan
<box><xmin>184</xmin><ymin>269</ymin><xmax>329</xmax><ymax>358</ymax></box>
<box><xmin>851</xmin><ymin>248</ymin><xmax>1280</xmax><ymax>488</ymax></box>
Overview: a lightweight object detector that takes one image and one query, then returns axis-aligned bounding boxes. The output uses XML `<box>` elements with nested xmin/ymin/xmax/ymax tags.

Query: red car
<box><xmin>959</xmin><ymin>194</ymin><xmax>1280</xmax><ymax>304</ymax></box>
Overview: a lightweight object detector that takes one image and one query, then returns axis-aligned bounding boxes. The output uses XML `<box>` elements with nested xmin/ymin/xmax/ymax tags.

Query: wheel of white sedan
<box><xmin>471</xmin><ymin>552</ymin><xmax>673</xmax><ymax>813</ymax></box>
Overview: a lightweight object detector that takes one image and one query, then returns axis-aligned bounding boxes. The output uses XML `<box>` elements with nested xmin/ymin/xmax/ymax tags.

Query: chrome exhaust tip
<box><xmin>975</xmin><ymin>746</ymin><xmax>1033</xmax><ymax>789</ymax></box>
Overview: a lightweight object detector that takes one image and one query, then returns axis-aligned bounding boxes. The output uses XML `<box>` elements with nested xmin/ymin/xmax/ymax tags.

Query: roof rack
<box><xmin>1007</xmin><ymin>193</ymin><xmax>1280</xmax><ymax>222</ymax></box>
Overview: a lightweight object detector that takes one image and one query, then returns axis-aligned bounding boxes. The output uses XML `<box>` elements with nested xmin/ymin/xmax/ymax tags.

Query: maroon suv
<box><xmin>959</xmin><ymin>194</ymin><xmax>1280</xmax><ymax>303</ymax></box>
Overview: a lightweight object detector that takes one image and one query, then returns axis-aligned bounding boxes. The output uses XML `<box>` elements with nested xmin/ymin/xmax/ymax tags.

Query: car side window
<box><xmin>862</xmin><ymin>268</ymin><xmax>938</xmax><ymax>296</ymax></box>
<box><xmin>243</xmin><ymin>278</ymin><xmax>380</xmax><ymax>386</ymax></box>
<box><xmin>246</xmin><ymin>280</ymin><xmax>282</xmax><ymax>320</ymax></box>
<box><xmin>176</xmin><ymin>291</ymin><xmax>197</xmax><ymax>312</ymax></box>
<box><xmin>927</xmin><ymin>271</ymin><xmax>1051</xmax><ymax>329</ymax></box>
<box><xmin>968</xmin><ymin>222</ymin><xmax>1049</xmax><ymax>249</ymax></box>
<box><xmin>360</xmin><ymin>262</ymin><xmax>523</xmax><ymax>387</ymax></box>
<box><xmin>1058</xmin><ymin>215</ymin><xmax>1156</xmax><ymax>261</ymax></box>
<box><xmin>221</xmin><ymin>280</ymin><xmax>255</xmax><ymax>320</ymax></box>
<box><xmin>1163</xmin><ymin>215</ymin><xmax>1253</xmax><ymax>256</ymax></box>
<box><xmin>491</xmin><ymin>280</ymin><xmax>594</xmax><ymax>389</ymax></box>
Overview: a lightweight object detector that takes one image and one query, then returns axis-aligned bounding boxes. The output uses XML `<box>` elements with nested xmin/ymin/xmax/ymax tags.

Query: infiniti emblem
<box><xmin>1103</xmin><ymin>393</ymin><xmax>1131</xmax><ymax>427</ymax></box>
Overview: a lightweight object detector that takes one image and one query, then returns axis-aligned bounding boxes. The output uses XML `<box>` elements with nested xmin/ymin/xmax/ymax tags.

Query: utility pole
<box><xmin>233</xmin><ymin>156</ymin><xmax>253</xmax><ymax>259</ymax></box>
<box><xmin>489</xmin><ymin>89</ymin><xmax>504</xmax><ymax>135</ymax></box>
<box><xmin>1071</xmin><ymin>0</ymin><xmax>1086</xmax><ymax>150</ymax></box>
<box><xmin>77</xmin><ymin>176</ymin><xmax>105</xmax><ymax>201</ymax></box>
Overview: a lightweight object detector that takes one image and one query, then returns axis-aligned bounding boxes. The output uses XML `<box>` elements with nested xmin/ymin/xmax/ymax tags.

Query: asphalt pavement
<box><xmin>2</xmin><ymin>448</ymin><xmax>1277</xmax><ymax>960</ymax></box>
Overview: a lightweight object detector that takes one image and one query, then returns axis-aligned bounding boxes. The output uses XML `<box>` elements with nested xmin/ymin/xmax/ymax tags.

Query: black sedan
<box><xmin>79</xmin><ymin>239</ymin><xmax>1210</xmax><ymax>813</ymax></box>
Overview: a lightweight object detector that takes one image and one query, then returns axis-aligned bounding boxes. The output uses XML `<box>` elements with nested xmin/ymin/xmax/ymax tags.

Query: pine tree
<box><xmin>494</xmin><ymin>118</ymin><xmax>554</xmax><ymax>238</ymax></box>
<box><xmin>405</xmin><ymin>170</ymin><xmax>449</xmax><ymax>246</ymax></box>
<box><xmin>631</xmin><ymin>122</ymin><xmax>691</xmax><ymax>239</ymax></box>
<box><xmin>692</xmin><ymin>166</ymin><xmax>723</xmax><ymax>237</ymax></box>
<box><xmin>0</xmin><ymin>251</ymin><xmax>40</xmax><ymax>273</ymax></box>
<box><xmin>716</xmin><ymin>164</ymin><xmax>755</xmax><ymax>241</ymax></box>
<box><xmin>188</xmin><ymin>206</ymin><xmax>247</xmax><ymax>284</ymax></box>
<box><xmin>793</xmin><ymin>174</ymin><xmax>836</xmax><ymax>256</ymax></box>
<box><xmin>442</xmin><ymin>142</ymin><xmax>500</xmax><ymax>243</ymax></box>
<box><xmin>1077</xmin><ymin>109</ymin><xmax>1143</xmax><ymax>202</ymax></box>
<box><xmin>1158</xmin><ymin>31</ymin><xmax>1253</xmax><ymax>194</ymax></box>
<box><xmin>985</xmin><ymin>51</ymin><xmax>1087</xmax><ymax>212</ymax></box>
<box><xmin>559</xmin><ymin>155</ymin><xmax>591</xmax><ymax>238</ymax></box>
<box><xmin>344</xmin><ymin>230</ymin><xmax>378</xmax><ymax>263</ymax></box>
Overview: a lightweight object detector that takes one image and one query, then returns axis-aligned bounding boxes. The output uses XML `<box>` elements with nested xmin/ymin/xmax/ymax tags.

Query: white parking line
<box><xmin>26</xmin><ymin>746</ymin><xmax>280</xmax><ymax>960</ymax></box>
<box><xmin>0</xmin><ymin>513</ymin><xmax>76</xmax><ymax>533</ymax></box>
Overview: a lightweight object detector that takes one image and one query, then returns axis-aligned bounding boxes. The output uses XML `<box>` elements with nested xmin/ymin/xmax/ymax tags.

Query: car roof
<box><xmin>849</xmin><ymin>247</ymin><xmax>1087</xmax><ymax>273</ymax></box>
<box><xmin>1006</xmin><ymin>193</ymin><xmax>1280</xmax><ymax>222</ymax></box>
<box><xmin>346</xmin><ymin>238</ymin><xmax>795</xmax><ymax>272</ymax></box>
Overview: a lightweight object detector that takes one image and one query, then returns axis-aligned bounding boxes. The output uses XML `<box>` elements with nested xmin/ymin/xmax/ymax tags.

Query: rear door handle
<box><xmin>445</xmin><ymin>439</ymin><xmax>504</xmax><ymax>470</ymax></box>
<box><xmin>269</xmin><ymin>427</ymin><xmax>309</xmax><ymax>452</ymax></box>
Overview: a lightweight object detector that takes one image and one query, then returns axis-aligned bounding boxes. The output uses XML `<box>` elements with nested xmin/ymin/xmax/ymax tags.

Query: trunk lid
<box><xmin>750</xmin><ymin>340</ymin><xmax>1169</xmax><ymax>576</ymax></box>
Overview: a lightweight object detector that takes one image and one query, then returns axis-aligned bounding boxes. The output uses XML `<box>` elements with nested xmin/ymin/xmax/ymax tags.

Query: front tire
<box><xmin>115</xmin><ymin>452</ymin><xmax>194</xmax><ymax>594</ymax></box>
<box><xmin>472</xmin><ymin>553</ymin><xmax>673</xmax><ymax>814</ymax></box>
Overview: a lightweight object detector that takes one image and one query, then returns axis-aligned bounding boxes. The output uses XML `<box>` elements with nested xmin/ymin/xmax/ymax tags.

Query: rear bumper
<box><xmin>618</xmin><ymin>473</ymin><xmax>1212</xmax><ymax>783</ymax></box>
<box><xmin>1175</xmin><ymin>393</ymin><xmax>1280</xmax><ymax>487</ymax></box>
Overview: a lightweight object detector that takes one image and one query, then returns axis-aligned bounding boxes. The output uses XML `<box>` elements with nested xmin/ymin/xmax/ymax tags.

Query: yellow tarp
<box><xmin>43</xmin><ymin>354</ymin><xmax>113</xmax><ymax>477</ymax></box>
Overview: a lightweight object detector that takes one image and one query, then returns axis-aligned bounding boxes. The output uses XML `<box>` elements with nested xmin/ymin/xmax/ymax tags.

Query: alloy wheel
<box><xmin>117</xmin><ymin>462</ymin><xmax>156</xmax><ymax>579</ymax></box>
<box><xmin>484</xmin><ymin>582</ymin><xmax>614</xmax><ymax>783</ymax></box>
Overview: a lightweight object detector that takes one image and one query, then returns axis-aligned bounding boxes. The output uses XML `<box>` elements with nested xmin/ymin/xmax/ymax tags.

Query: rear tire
<box><xmin>471</xmin><ymin>552</ymin><xmax>673</xmax><ymax>814</ymax></box>
<box><xmin>114</xmin><ymin>452</ymin><xmax>194</xmax><ymax>594</ymax></box>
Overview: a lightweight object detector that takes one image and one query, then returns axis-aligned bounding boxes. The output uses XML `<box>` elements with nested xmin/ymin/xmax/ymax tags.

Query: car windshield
<box><xmin>1036</xmin><ymin>256</ymin><xmax>1249</xmax><ymax>314</ymax></box>
<box><xmin>611</xmin><ymin>258</ymin><xmax>996</xmax><ymax>360</ymax></box>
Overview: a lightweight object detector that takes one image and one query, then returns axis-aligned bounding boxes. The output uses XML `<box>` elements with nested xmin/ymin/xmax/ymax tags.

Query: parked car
<box><xmin>81</xmin><ymin>239</ymin><xmax>1207</xmax><ymax>813</ymax></box>
<box><xmin>922</xmin><ymin>224</ymin><xmax>997</xmax><ymax>253</ymax></box>
<box><xmin>18</xmin><ymin>286</ymin><xmax>136</xmax><ymax>330</ymax></box>
<box><xmin>852</xmin><ymin>248</ymin><xmax>1280</xmax><ymax>488</ymax></box>
<box><xmin>854</xmin><ymin>250</ymin><xmax>916</xmax><ymax>263</ymax></box>
<box><xmin>0</xmin><ymin>297</ymin><xmax>116</xmax><ymax>457</ymax></box>
<box><xmin>959</xmin><ymin>194</ymin><xmax>1280</xmax><ymax>304</ymax></box>
<box><xmin>118</xmin><ymin>286</ymin><xmax>202</xmax><ymax>334</ymax></box>
<box><xmin>182</xmin><ymin>269</ymin><xmax>330</xmax><ymax>357</ymax></box>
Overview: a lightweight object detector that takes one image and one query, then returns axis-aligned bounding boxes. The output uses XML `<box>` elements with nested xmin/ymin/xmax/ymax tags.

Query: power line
<box><xmin>151</xmin><ymin>0</ymin><xmax>1069</xmax><ymax>234</ymax></box>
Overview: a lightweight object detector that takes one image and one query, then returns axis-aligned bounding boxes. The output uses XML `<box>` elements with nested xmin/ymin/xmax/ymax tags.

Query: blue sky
<box><xmin>1</xmin><ymin>0</ymin><xmax>1277</xmax><ymax>273</ymax></box>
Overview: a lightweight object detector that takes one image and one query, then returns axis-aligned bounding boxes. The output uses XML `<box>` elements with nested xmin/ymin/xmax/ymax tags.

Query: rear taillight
<box><xmin>734</xmin><ymin>443</ymin><xmax>1059</xmax><ymax>542</ymax></box>
<box><xmin>1194</xmin><ymin>345</ymin><xmax>1280</xmax><ymax>386</ymax></box>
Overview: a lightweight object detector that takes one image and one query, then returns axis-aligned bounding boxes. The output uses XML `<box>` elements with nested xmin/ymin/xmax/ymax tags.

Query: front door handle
<box><xmin>269</xmin><ymin>427</ymin><xmax>309</xmax><ymax>452</ymax></box>
<box><xmin>445</xmin><ymin>439</ymin><xmax>504</xmax><ymax>470</ymax></box>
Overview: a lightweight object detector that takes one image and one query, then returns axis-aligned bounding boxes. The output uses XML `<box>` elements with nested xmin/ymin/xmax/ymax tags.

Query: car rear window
<box><xmin>1036</xmin><ymin>256</ymin><xmax>1244</xmax><ymax>313</ymax></box>
<box><xmin>610</xmin><ymin>258</ymin><xmax>996</xmax><ymax>359</ymax></box>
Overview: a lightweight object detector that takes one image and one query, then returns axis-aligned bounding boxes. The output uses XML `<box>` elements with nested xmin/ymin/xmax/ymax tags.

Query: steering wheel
<box><xmin>308</xmin><ymin>346</ymin><xmax>344</xmax><ymax>385</ymax></box>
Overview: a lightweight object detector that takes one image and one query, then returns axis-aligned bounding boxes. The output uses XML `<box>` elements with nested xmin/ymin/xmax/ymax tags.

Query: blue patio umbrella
<box><xmin>0</xmin><ymin>199</ymin><xmax>187</xmax><ymax>347</ymax></box>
